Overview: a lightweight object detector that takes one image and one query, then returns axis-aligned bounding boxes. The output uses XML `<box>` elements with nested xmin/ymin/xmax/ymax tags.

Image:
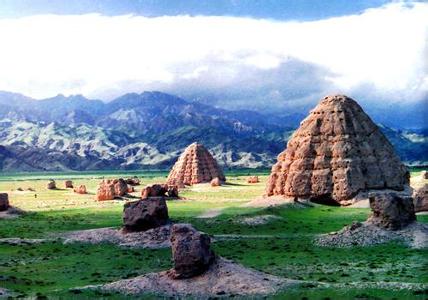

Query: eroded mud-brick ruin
<box><xmin>167</xmin><ymin>142</ymin><xmax>225</xmax><ymax>187</ymax></box>
<box><xmin>266</xmin><ymin>95</ymin><xmax>409</xmax><ymax>205</ymax></box>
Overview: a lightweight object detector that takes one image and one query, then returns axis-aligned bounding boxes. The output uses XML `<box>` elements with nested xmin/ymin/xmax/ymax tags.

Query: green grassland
<box><xmin>0</xmin><ymin>170</ymin><xmax>427</xmax><ymax>299</ymax></box>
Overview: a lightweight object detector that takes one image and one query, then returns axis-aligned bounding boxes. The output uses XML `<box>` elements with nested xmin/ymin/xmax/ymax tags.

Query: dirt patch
<box><xmin>61</xmin><ymin>225</ymin><xmax>171</xmax><ymax>249</ymax></box>
<box><xmin>347</xmin><ymin>199</ymin><xmax>369</xmax><ymax>208</ymax></box>
<box><xmin>245</xmin><ymin>196</ymin><xmax>310</xmax><ymax>208</ymax></box>
<box><xmin>196</xmin><ymin>208</ymin><xmax>223</xmax><ymax>219</ymax></box>
<box><xmin>102</xmin><ymin>257</ymin><xmax>297</xmax><ymax>297</ymax></box>
<box><xmin>316</xmin><ymin>222</ymin><xmax>428</xmax><ymax>248</ymax></box>
<box><xmin>235</xmin><ymin>214</ymin><xmax>282</xmax><ymax>225</ymax></box>
<box><xmin>411</xmin><ymin>174</ymin><xmax>427</xmax><ymax>190</ymax></box>
<box><xmin>0</xmin><ymin>207</ymin><xmax>24</xmax><ymax>219</ymax></box>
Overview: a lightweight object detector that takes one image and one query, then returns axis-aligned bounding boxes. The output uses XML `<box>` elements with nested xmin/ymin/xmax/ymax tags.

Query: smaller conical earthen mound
<box><xmin>266</xmin><ymin>95</ymin><xmax>409</xmax><ymax>204</ymax></box>
<box><xmin>167</xmin><ymin>143</ymin><xmax>225</xmax><ymax>186</ymax></box>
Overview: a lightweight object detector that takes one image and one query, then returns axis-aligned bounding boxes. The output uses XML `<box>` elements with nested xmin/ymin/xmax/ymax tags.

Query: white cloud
<box><xmin>0</xmin><ymin>1</ymin><xmax>426</xmax><ymax>103</ymax></box>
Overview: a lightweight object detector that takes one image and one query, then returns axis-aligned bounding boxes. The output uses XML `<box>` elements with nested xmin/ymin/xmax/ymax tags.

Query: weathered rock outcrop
<box><xmin>96</xmin><ymin>180</ymin><xmax>116</xmax><ymax>201</ymax></box>
<box><xmin>113</xmin><ymin>179</ymin><xmax>128</xmax><ymax>197</ymax></box>
<box><xmin>266</xmin><ymin>95</ymin><xmax>409</xmax><ymax>205</ymax></box>
<box><xmin>126</xmin><ymin>177</ymin><xmax>141</xmax><ymax>186</ymax></box>
<box><xmin>167</xmin><ymin>143</ymin><xmax>225</xmax><ymax>187</ymax></box>
<box><xmin>141</xmin><ymin>184</ymin><xmax>179</xmax><ymax>199</ymax></box>
<box><xmin>141</xmin><ymin>184</ymin><xmax>167</xmax><ymax>199</ymax></box>
<box><xmin>0</xmin><ymin>193</ymin><xmax>9</xmax><ymax>211</ymax></box>
<box><xmin>168</xmin><ymin>224</ymin><xmax>215</xmax><ymax>279</ymax></box>
<box><xmin>413</xmin><ymin>184</ymin><xmax>428</xmax><ymax>212</ymax></box>
<box><xmin>74</xmin><ymin>185</ymin><xmax>87</xmax><ymax>194</ymax></box>
<box><xmin>47</xmin><ymin>180</ymin><xmax>56</xmax><ymax>190</ymax></box>
<box><xmin>64</xmin><ymin>180</ymin><xmax>73</xmax><ymax>188</ymax></box>
<box><xmin>366</xmin><ymin>193</ymin><xmax>416</xmax><ymax>230</ymax></box>
<box><xmin>167</xmin><ymin>186</ymin><xmax>179</xmax><ymax>198</ymax></box>
<box><xmin>96</xmin><ymin>178</ymin><xmax>130</xmax><ymax>200</ymax></box>
<box><xmin>247</xmin><ymin>176</ymin><xmax>259</xmax><ymax>183</ymax></box>
<box><xmin>123</xmin><ymin>198</ymin><xmax>169</xmax><ymax>233</ymax></box>
<box><xmin>317</xmin><ymin>192</ymin><xmax>426</xmax><ymax>248</ymax></box>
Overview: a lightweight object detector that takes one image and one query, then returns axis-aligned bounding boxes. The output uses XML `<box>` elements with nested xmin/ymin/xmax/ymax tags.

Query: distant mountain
<box><xmin>0</xmin><ymin>90</ymin><xmax>426</xmax><ymax>171</ymax></box>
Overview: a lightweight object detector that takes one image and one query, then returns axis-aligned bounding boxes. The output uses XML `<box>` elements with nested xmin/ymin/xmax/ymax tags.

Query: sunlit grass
<box><xmin>0</xmin><ymin>170</ymin><xmax>427</xmax><ymax>299</ymax></box>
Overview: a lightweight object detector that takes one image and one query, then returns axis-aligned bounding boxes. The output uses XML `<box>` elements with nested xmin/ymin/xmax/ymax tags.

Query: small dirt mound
<box><xmin>235</xmin><ymin>215</ymin><xmax>282</xmax><ymax>226</ymax></box>
<box><xmin>0</xmin><ymin>207</ymin><xmax>24</xmax><ymax>219</ymax></box>
<box><xmin>316</xmin><ymin>222</ymin><xmax>428</xmax><ymax>248</ymax></box>
<box><xmin>102</xmin><ymin>257</ymin><xmax>296</xmax><ymax>297</ymax></box>
<box><xmin>62</xmin><ymin>225</ymin><xmax>171</xmax><ymax>249</ymax></box>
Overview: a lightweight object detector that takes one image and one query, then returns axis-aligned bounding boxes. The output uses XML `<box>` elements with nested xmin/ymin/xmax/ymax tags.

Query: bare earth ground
<box><xmin>0</xmin><ymin>207</ymin><xmax>24</xmax><ymax>219</ymax></box>
<box><xmin>196</xmin><ymin>208</ymin><xmax>224</xmax><ymax>218</ymax></box>
<box><xmin>316</xmin><ymin>222</ymin><xmax>428</xmax><ymax>248</ymax></box>
<box><xmin>411</xmin><ymin>174</ymin><xmax>426</xmax><ymax>189</ymax></box>
<box><xmin>235</xmin><ymin>214</ymin><xmax>282</xmax><ymax>225</ymax></box>
<box><xmin>61</xmin><ymin>225</ymin><xmax>171</xmax><ymax>249</ymax></box>
<box><xmin>101</xmin><ymin>257</ymin><xmax>298</xmax><ymax>297</ymax></box>
<box><xmin>347</xmin><ymin>200</ymin><xmax>370</xmax><ymax>208</ymax></box>
<box><xmin>245</xmin><ymin>195</ymin><xmax>299</xmax><ymax>207</ymax></box>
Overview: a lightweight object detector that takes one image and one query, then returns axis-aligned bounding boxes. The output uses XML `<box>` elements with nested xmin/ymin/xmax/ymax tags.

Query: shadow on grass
<box><xmin>0</xmin><ymin>208</ymin><xmax>123</xmax><ymax>239</ymax></box>
<box><xmin>223</xmin><ymin>182</ymin><xmax>245</xmax><ymax>186</ymax></box>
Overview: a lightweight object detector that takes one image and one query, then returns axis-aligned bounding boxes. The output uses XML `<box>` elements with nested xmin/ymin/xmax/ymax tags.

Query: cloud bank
<box><xmin>0</xmin><ymin>1</ymin><xmax>426</xmax><ymax>111</ymax></box>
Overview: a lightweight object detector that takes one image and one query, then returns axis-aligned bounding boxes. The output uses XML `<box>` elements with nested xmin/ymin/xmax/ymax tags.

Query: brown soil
<box><xmin>61</xmin><ymin>225</ymin><xmax>171</xmax><ymax>249</ymax></box>
<box><xmin>102</xmin><ymin>257</ymin><xmax>297</xmax><ymax>297</ymax></box>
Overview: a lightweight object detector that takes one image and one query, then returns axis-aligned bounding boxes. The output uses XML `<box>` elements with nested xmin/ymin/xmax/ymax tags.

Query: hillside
<box><xmin>0</xmin><ymin>91</ymin><xmax>426</xmax><ymax>171</ymax></box>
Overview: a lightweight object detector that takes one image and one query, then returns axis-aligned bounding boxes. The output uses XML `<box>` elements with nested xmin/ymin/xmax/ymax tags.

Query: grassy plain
<box><xmin>0</xmin><ymin>169</ymin><xmax>427</xmax><ymax>299</ymax></box>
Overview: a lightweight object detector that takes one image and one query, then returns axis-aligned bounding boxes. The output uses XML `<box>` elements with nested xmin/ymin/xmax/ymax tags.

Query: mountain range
<box><xmin>0</xmin><ymin>91</ymin><xmax>426</xmax><ymax>171</ymax></box>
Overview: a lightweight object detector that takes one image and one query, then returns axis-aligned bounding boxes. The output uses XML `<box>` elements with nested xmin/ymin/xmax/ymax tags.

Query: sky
<box><xmin>0</xmin><ymin>0</ymin><xmax>426</xmax><ymax>120</ymax></box>
<box><xmin>0</xmin><ymin>0</ymin><xmax>392</xmax><ymax>20</ymax></box>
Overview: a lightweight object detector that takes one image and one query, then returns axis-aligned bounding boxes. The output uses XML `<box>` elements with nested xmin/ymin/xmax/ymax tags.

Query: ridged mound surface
<box><xmin>266</xmin><ymin>95</ymin><xmax>409</xmax><ymax>204</ymax></box>
<box><xmin>167</xmin><ymin>143</ymin><xmax>225</xmax><ymax>186</ymax></box>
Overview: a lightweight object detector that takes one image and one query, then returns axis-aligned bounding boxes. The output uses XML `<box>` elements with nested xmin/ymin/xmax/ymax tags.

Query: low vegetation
<box><xmin>0</xmin><ymin>170</ymin><xmax>427</xmax><ymax>299</ymax></box>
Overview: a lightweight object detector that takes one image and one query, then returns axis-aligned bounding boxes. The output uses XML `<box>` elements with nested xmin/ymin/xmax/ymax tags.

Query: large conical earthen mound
<box><xmin>167</xmin><ymin>143</ymin><xmax>225</xmax><ymax>186</ymax></box>
<box><xmin>266</xmin><ymin>95</ymin><xmax>409</xmax><ymax>205</ymax></box>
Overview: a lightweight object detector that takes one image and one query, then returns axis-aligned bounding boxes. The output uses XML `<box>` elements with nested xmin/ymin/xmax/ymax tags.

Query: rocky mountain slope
<box><xmin>0</xmin><ymin>91</ymin><xmax>426</xmax><ymax>171</ymax></box>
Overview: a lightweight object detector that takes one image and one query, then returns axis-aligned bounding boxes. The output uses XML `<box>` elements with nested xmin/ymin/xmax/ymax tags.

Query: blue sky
<box><xmin>0</xmin><ymin>0</ymin><xmax>392</xmax><ymax>20</ymax></box>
